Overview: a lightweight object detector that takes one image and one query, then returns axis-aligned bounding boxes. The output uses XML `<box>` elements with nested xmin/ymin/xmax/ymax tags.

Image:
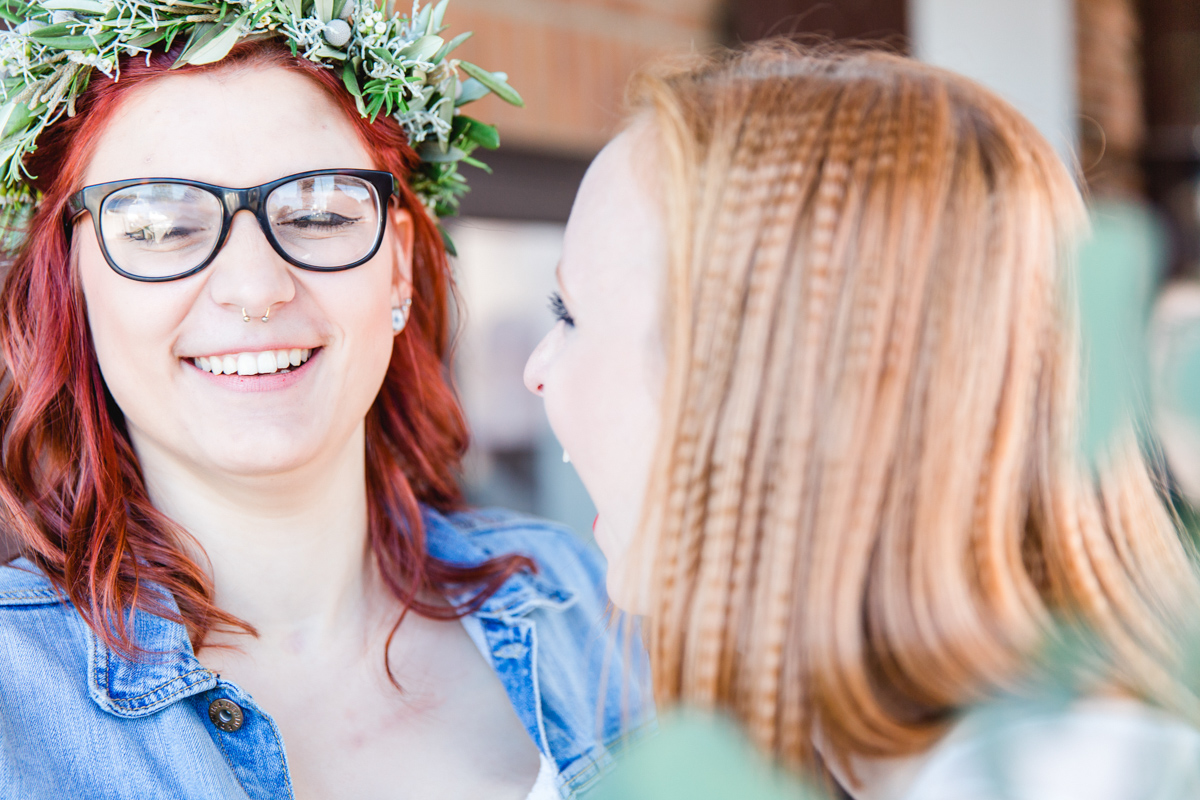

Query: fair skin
<box><xmin>76</xmin><ymin>66</ymin><xmax>539</xmax><ymax>800</ymax></box>
<box><xmin>523</xmin><ymin>122</ymin><xmax>665</xmax><ymax>611</ymax></box>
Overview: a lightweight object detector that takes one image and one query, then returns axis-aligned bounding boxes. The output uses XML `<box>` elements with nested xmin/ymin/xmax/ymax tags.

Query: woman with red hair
<box><xmin>0</xmin><ymin>9</ymin><xmax>643</xmax><ymax>799</ymax></box>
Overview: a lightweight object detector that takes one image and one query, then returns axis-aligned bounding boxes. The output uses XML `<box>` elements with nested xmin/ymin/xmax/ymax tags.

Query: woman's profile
<box><xmin>526</xmin><ymin>43</ymin><xmax>1200</xmax><ymax>798</ymax></box>
<box><xmin>0</xmin><ymin>3</ymin><xmax>645</xmax><ymax>799</ymax></box>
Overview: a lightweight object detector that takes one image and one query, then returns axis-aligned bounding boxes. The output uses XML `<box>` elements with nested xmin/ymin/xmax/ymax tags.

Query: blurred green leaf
<box><xmin>398</xmin><ymin>34</ymin><xmax>443</xmax><ymax>62</ymax></box>
<box><xmin>455</xmin><ymin>77</ymin><xmax>490</xmax><ymax>106</ymax></box>
<box><xmin>458</xmin><ymin>61</ymin><xmax>524</xmax><ymax>107</ymax></box>
<box><xmin>430</xmin><ymin>0</ymin><xmax>449</xmax><ymax>32</ymax></box>
<box><xmin>434</xmin><ymin>30</ymin><xmax>472</xmax><ymax>63</ymax></box>
<box><xmin>1078</xmin><ymin>202</ymin><xmax>1165</xmax><ymax>459</ymax></box>
<box><xmin>438</xmin><ymin>223</ymin><xmax>457</xmax><ymax>257</ymax></box>
<box><xmin>1167</xmin><ymin>336</ymin><xmax>1200</xmax><ymax>416</ymax></box>
<box><xmin>585</xmin><ymin>711</ymin><xmax>821</xmax><ymax>800</ymax></box>
<box><xmin>341</xmin><ymin>62</ymin><xmax>361</xmax><ymax>97</ymax></box>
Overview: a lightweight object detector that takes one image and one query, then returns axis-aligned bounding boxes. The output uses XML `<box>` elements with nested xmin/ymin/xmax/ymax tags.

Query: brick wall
<box><xmin>1076</xmin><ymin>0</ymin><xmax>1145</xmax><ymax>198</ymax></box>
<box><xmin>446</xmin><ymin>0</ymin><xmax>722</xmax><ymax>155</ymax></box>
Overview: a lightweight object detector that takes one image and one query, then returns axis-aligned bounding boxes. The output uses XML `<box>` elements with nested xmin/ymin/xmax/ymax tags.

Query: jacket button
<box><xmin>208</xmin><ymin>698</ymin><xmax>244</xmax><ymax>732</ymax></box>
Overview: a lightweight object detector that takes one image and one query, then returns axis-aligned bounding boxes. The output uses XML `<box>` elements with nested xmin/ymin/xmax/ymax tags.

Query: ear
<box><xmin>388</xmin><ymin>206</ymin><xmax>415</xmax><ymax>307</ymax></box>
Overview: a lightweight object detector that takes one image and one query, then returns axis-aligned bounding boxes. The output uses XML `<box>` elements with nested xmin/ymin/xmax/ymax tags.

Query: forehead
<box><xmin>560</xmin><ymin>122</ymin><xmax>664</xmax><ymax>295</ymax></box>
<box><xmin>81</xmin><ymin>66</ymin><xmax>375</xmax><ymax>188</ymax></box>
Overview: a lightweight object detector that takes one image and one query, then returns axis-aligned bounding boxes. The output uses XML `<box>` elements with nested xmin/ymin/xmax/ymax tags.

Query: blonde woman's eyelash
<box><xmin>549</xmin><ymin>292</ymin><xmax>575</xmax><ymax>327</ymax></box>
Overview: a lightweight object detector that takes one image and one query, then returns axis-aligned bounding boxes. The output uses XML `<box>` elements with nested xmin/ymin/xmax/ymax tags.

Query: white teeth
<box><xmin>237</xmin><ymin>353</ymin><xmax>258</xmax><ymax>376</ymax></box>
<box><xmin>195</xmin><ymin>348</ymin><xmax>314</xmax><ymax>376</ymax></box>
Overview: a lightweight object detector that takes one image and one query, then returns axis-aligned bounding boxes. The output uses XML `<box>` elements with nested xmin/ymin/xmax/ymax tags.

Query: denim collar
<box><xmin>421</xmin><ymin>507</ymin><xmax>577</xmax><ymax>621</ymax></box>
<box><xmin>0</xmin><ymin>557</ymin><xmax>217</xmax><ymax>718</ymax></box>
<box><xmin>5</xmin><ymin>505</ymin><xmax>576</xmax><ymax>719</ymax></box>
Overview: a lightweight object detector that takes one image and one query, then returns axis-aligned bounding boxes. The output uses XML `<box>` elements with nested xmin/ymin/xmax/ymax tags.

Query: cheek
<box><xmin>542</xmin><ymin>326</ymin><xmax>660</xmax><ymax>554</ymax></box>
<box><xmin>541</xmin><ymin>335</ymin><xmax>616</xmax><ymax>461</ymax></box>
<box><xmin>76</xmin><ymin>243</ymin><xmax>192</xmax><ymax>405</ymax></box>
<box><xmin>315</xmin><ymin>256</ymin><xmax>398</xmax><ymax>403</ymax></box>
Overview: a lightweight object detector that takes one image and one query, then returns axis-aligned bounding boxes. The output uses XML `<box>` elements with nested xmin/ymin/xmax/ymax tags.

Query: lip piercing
<box><xmin>242</xmin><ymin>307</ymin><xmax>271</xmax><ymax>323</ymax></box>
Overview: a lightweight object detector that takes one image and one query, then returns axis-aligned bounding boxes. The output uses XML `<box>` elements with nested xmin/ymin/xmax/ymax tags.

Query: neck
<box><xmin>134</xmin><ymin>421</ymin><xmax>376</xmax><ymax>649</ymax></box>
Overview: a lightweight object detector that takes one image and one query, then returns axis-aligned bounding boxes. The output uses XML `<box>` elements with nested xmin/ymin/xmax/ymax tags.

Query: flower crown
<box><xmin>0</xmin><ymin>0</ymin><xmax>521</xmax><ymax>240</ymax></box>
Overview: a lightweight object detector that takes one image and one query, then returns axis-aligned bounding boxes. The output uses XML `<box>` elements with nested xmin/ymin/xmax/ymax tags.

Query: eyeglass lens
<box><xmin>98</xmin><ymin>174</ymin><xmax>383</xmax><ymax>279</ymax></box>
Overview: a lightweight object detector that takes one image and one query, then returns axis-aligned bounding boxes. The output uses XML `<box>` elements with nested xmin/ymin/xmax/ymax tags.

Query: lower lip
<box><xmin>186</xmin><ymin>348</ymin><xmax>321</xmax><ymax>393</ymax></box>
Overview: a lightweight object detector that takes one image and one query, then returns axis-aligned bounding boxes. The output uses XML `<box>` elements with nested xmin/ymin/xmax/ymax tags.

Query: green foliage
<box><xmin>0</xmin><ymin>0</ymin><xmax>522</xmax><ymax>234</ymax></box>
<box><xmin>1078</xmin><ymin>202</ymin><xmax>1165</xmax><ymax>459</ymax></box>
<box><xmin>585</xmin><ymin>711</ymin><xmax>821</xmax><ymax>800</ymax></box>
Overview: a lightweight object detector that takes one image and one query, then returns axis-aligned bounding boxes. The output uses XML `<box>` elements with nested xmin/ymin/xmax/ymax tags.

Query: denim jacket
<box><xmin>0</xmin><ymin>507</ymin><xmax>650</xmax><ymax>799</ymax></box>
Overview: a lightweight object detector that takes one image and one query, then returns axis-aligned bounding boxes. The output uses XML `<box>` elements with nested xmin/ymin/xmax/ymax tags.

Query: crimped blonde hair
<box><xmin>627</xmin><ymin>42</ymin><xmax>1200</xmax><ymax>779</ymax></box>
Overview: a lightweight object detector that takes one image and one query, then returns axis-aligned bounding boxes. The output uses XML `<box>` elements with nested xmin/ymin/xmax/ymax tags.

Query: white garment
<box><xmin>524</xmin><ymin>754</ymin><xmax>561</xmax><ymax>800</ymax></box>
<box><xmin>841</xmin><ymin>698</ymin><xmax>1200</xmax><ymax>800</ymax></box>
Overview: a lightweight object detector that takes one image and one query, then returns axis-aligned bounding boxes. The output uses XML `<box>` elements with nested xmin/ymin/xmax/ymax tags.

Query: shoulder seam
<box><xmin>0</xmin><ymin>562</ymin><xmax>68</xmax><ymax>606</ymax></box>
<box><xmin>0</xmin><ymin>587</ymin><xmax>68</xmax><ymax>606</ymax></box>
<box><xmin>462</xmin><ymin>519</ymin><xmax>573</xmax><ymax>535</ymax></box>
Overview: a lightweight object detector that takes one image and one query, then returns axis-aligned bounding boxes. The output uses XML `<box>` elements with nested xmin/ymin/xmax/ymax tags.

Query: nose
<box><xmin>524</xmin><ymin>329</ymin><xmax>557</xmax><ymax>396</ymax></box>
<box><xmin>205</xmin><ymin>211</ymin><xmax>295</xmax><ymax>315</ymax></box>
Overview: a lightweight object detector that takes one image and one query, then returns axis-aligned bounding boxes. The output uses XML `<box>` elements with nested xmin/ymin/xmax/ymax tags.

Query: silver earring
<box><xmin>391</xmin><ymin>298</ymin><xmax>413</xmax><ymax>334</ymax></box>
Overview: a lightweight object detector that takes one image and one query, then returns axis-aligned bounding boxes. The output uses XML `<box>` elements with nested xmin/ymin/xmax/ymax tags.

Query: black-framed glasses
<box><xmin>66</xmin><ymin>169</ymin><xmax>397</xmax><ymax>282</ymax></box>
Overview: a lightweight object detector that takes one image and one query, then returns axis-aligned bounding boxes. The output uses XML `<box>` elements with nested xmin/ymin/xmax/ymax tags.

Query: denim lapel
<box><xmin>84</xmin><ymin>585</ymin><xmax>217</xmax><ymax>718</ymax></box>
<box><xmin>1</xmin><ymin>557</ymin><xmax>217</xmax><ymax>718</ymax></box>
<box><xmin>422</xmin><ymin>507</ymin><xmax>577</xmax><ymax>619</ymax></box>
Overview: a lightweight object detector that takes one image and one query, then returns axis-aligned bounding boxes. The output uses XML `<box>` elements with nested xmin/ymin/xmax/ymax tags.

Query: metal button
<box><xmin>208</xmin><ymin>698</ymin><xmax>244</xmax><ymax>732</ymax></box>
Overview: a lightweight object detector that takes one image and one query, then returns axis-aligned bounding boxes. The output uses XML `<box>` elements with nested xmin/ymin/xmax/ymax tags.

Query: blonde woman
<box><xmin>525</xmin><ymin>44</ymin><xmax>1200</xmax><ymax>798</ymax></box>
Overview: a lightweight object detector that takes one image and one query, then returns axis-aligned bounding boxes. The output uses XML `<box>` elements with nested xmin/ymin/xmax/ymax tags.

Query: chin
<box><xmin>167</xmin><ymin>423</ymin><xmax>334</xmax><ymax>478</ymax></box>
<box><xmin>215</xmin><ymin>433</ymin><xmax>333</xmax><ymax>475</ymax></box>
<box><xmin>211</xmin><ymin>451</ymin><xmax>318</xmax><ymax>477</ymax></box>
<box><xmin>605</xmin><ymin>571</ymin><xmax>650</xmax><ymax>616</ymax></box>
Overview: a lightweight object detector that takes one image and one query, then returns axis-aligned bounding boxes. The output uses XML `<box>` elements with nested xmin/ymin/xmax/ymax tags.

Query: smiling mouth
<box><xmin>190</xmin><ymin>347</ymin><xmax>318</xmax><ymax>376</ymax></box>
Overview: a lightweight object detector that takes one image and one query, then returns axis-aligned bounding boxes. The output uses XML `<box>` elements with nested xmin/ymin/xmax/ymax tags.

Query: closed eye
<box><xmin>549</xmin><ymin>292</ymin><xmax>575</xmax><ymax>327</ymax></box>
<box><xmin>277</xmin><ymin>212</ymin><xmax>362</xmax><ymax>232</ymax></box>
<box><xmin>274</xmin><ymin>212</ymin><xmax>362</xmax><ymax>237</ymax></box>
<box><xmin>124</xmin><ymin>225</ymin><xmax>202</xmax><ymax>243</ymax></box>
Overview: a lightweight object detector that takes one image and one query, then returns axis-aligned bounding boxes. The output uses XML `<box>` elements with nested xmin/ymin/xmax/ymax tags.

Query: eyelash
<box><xmin>549</xmin><ymin>292</ymin><xmax>575</xmax><ymax>327</ymax></box>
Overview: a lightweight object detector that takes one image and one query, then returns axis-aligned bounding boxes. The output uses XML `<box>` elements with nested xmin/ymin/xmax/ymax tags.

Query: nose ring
<box><xmin>242</xmin><ymin>307</ymin><xmax>271</xmax><ymax>323</ymax></box>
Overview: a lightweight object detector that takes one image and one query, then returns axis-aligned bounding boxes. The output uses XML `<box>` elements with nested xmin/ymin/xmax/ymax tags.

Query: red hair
<box><xmin>0</xmin><ymin>39</ymin><xmax>532</xmax><ymax>657</ymax></box>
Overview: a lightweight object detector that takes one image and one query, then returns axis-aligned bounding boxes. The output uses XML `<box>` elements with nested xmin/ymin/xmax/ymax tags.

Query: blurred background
<box><xmin>445</xmin><ymin>0</ymin><xmax>1200</xmax><ymax>539</ymax></box>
